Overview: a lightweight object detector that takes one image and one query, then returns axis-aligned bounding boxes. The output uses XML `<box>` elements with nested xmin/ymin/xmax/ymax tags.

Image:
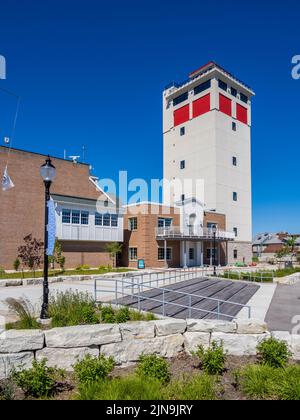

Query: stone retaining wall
<box><xmin>1</xmin><ymin>319</ymin><xmax>300</xmax><ymax>379</ymax></box>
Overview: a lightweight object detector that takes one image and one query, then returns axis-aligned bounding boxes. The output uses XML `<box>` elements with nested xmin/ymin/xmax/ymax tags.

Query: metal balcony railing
<box><xmin>156</xmin><ymin>226</ymin><xmax>235</xmax><ymax>241</ymax></box>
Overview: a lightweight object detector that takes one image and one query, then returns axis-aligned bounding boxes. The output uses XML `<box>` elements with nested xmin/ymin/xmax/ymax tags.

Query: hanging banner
<box><xmin>1</xmin><ymin>166</ymin><xmax>14</xmax><ymax>191</ymax></box>
<box><xmin>47</xmin><ymin>198</ymin><xmax>56</xmax><ymax>256</ymax></box>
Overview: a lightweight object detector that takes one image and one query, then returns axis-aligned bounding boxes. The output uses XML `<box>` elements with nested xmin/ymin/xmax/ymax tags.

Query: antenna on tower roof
<box><xmin>82</xmin><ymin>145</ymin><xmax>87</xmax><ymax>163</ymax></box>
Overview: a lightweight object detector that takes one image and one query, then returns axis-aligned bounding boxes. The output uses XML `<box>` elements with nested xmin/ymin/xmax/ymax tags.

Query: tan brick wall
<box><xmin>0</xmin><ymin>147</ymin><xmax>110</xmax><ymax>269</ymax></box>
<box><xmin>122</xmin><ymin>204</ymin><xmax>181</xmax><ymax>269</ymax></box>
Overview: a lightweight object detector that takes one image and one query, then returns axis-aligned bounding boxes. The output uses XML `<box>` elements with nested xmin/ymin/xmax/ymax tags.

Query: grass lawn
<box><xmin>0</xmin><ymin>267</ymin><xmax>135</xmax><ymax>280</ymax></box>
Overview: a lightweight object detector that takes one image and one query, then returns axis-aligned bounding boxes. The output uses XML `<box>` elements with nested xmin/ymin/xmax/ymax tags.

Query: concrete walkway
<box><xmin>236</xmin><ymin>282</ymin><xmax>277</xmax><ymax>321</ymax></box>
<box><xmin>265</xmin><ymin>282</ymin><xmax>300</xmax><ymax>332</ymax></box>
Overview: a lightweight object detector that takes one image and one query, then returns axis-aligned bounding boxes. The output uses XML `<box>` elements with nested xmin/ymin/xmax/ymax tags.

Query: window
<box><xmin>173</xmin><ymin>92</ymin><xmax>188</xmax><ymax>107</ymax></box>
<box><xmin>193</xmin><ymin>94</ymin><xmax>210</xmax><ymax>118</ymax></box>
<box><xmin>232</xmin><ymin>156</ymin><xmax>237</xmax><ymax>166</ymax></box>
<box><xmin>129</xmin><ymin>217</ymin><xmax>138</xmax><ymax>231</ymax></box>
<box><xmin>231</xmin><ymin>87</ymin><xmax>237</xmax><ymax>97</ymax></box>
<box><xmin>158</xmin><ymin>248</ymin><xmax>172</xmax><ymax>261</ymax></box>
<box><xmin>233</xmin><ymin>192</ymin><xmax>238</xmax><ymax>202</ymax></box>
<box><xmin>72</xmin><ymin>210</ymin><xmax>80</xmax><ymax>225</ymax></box>
<box><xmin>219</xmin><ymin>94</ymin><xmax>232</xmax><ymax>117</ymax></box>
<box><xmin>218</xmin><ymin>79</ymin><xmax>227</xmax><ymax>91</ymax></box>
<box><xmin>240</xmin><ymin>93</ymin><xmax>248</xmax><ymax>104</ymax></box>
<box><xmin>232</xmin><ymin>121</ymin><xmax>237</xmax><ymax>131</ymax></box>
<box><xmin>111</xmin><ymin>214</ymin><xmax>118</xmax><ymax>227</ymax></box>
<box><xmin>174</xmin><ymin>105</ymin><xmax>189</xmax><ymax>127</ymax></box>
<box><xmin>233</xmin><ymin>227</ymin><xmax>238</xmax><ymax>237</ymax></box>
<box><xmin>181</xmin><ymin>194</ymin><xmax>185</xmax><ymax>202</ymax></box>
<box><xmin>158</xmin><ymin>218</ymin><xmax>173</xmax><ymax>228</ymax></box>
<box><xmin>207</xmin><ymin>222</ymin><xmax>218</xmax><ymax>229</ymax></box>
<box><xmin>62</xmin><ymin>209</ymin><xmax>71</xmax><ymax>224</ymax></box>
<box><xmin>180</xmin><ymin>127</ymin><xmax>185</xmax><ymax>136</ymax></box>
<box><xmin>103</xmin><ymin>213</ymin><xmax>111</xmax><ymax>226</ymax></box>
<box><xmin>189</xmin><ymin>248</ymin><xmax>195</xmax><ymax>260</ymax></box>
<box><xmin>194</xmin><ymin>79</ymin><xmax>211</xmax><ymax>95</ymax></box>
<box><xmin>95</xmin><ymin>213</ymin><xmax>103</xmax><ymax>226</ymax></box>
<box><xmin>81</xmin><ymin>211</ymin><xmax>89</xmax><ymax>225</ymax></box>
<box><xmin>104</xmin><ymin>200</ymin><xmax>109</xmax><ymax>207</ymax></box>
<box><xmin>129</xmin><ymin>248</ymin><xmax>138</xmax><ymax>261</ymax></box>
<box><xmin>233</xmin><ymin>249</ymin><xmax>238</xmax><ymax>259</ymax></box>
<box><xmin>180</xmin><ymin>160</ymin><xmax>185</xmax><ymax>170</ymax></box>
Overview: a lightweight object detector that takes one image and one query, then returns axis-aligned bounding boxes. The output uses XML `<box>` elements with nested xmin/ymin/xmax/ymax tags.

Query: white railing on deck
<box><xmin>156</xmin><ymin>226</ymin><xmax>235</xmax><ymax>240</ymax></box>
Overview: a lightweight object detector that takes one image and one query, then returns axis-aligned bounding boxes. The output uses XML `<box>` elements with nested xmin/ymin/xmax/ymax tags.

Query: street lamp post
<box><xmin>212</xmin><ymin>225</ymin><xmax>217</xmax><ymax>277</ymax></box>
<box><xmin>40</xmin><ymin>157</ymin><xmax>56</xmax><ymax>320</ymax></box>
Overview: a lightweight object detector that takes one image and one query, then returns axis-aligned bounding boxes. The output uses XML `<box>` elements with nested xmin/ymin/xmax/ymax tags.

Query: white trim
<box><xmin>89</xmin><ymin>176</ymin><xmax>116</xmax><ymax>205</ymax></box>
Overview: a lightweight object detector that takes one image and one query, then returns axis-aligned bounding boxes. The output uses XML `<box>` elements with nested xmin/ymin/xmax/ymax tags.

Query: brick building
<box><xmin>122</xmin><ymin>201</ymin><xmax>234</xmax><ymax>269</ymax></box>
<box><xmin>0</xmin><ymin>147</ymin><xmax>124</xmax><ymax>270</ymax></box>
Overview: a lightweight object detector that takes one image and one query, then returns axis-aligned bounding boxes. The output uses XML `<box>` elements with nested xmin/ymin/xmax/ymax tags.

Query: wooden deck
<box><xmin>114</xmin><ymin>277</ymin><xmax>260</xmax><ymax>320</ymax></box>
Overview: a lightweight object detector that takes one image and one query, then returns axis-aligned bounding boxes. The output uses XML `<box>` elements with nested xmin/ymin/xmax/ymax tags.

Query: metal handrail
<box><xmin>94</xmin><ymin>272</ymin><xmax>252</xmax><ymax>320</ymax></box>
<box><xmin>155</xmin><ymin>226</ymin><xmax>235</xmax><ymax>240</ymax></box>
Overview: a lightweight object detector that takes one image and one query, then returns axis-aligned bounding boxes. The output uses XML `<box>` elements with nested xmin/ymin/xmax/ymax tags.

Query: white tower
<box><xmin>163</xmin><ymin>62</ymin><xmax>255</xmax><ymax>263</ymax></box>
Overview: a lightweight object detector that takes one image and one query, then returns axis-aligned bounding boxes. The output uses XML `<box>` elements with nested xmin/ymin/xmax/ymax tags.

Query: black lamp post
<box><xmin>212</xmin><ymin>225</ymin><xmax>217</xmax><ymax>277</ymax></box>
<box><xmin>40</xmin><ymin>157</ymin><xmax>56</xmax><ymax>319</ymax></box>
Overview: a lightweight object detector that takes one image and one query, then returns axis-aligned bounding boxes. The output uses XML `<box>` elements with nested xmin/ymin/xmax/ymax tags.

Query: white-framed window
<box><xmin>206</xmin><ymin>248</ymin><xmax>218</xmax><ymax>259</ymax></box>
<box><xmin>71</xmin><ymin>210</ymin><xmax>80</xmax><ymax>225</ymax></box>
<box><xmin>81</xmin><ymin>211</ymin><xmax>89</xmax><ymax>225</ymax></box>
<box><xmin>95</xmin><ymin>213</ymin><xmax>103</xmax><ymax>226</ymax></box>
<box><xmin>180</xmin><ymin>160</ymin><xmax>185</xmax><ymax>170</ymax></box>
<box><xmin>158</xmin><ymin>247</ymin><xmax>172</xmax><ymax>261</ymax></box>
<box><xmin>62</xmin><ymin>209</ymin><xmax>71</xmax><ymax>224</ymax></box>
<box><xmin>103</xmin><ymin>213</ymin><xmax>111</xmax><ymax>226</ymax></box>
<box><xmin>129</xmin><ymin>217</ymin><xmax>138</xmax><ymax>231</ymax></box>
<box><xmin>111</xmin><ymin>214</ymin><xmax>118</xmax><ymax>227</ymax></box>
<box><xmin>233</xmin><ymin>192</ymin><xmax>238</xmax><ymax>202</ymax></box>
<box><xmin>233</xmin><ymin>227</ymin><xmax>238</xmax><ymax>237</ymax></box>
<box><xmin>129</xmin><ymin>247</ymin><xmax>138</xmax><ymax>261</ymax></box>
<box><xmin>189</xmin><ymin>248</ymin><xmax>195</xmax><ymax>260</ymax></box>
<box><xmin>158</xmin><ymin>218</ymin><xmax>173</xmax><ymax>228</ymax></box>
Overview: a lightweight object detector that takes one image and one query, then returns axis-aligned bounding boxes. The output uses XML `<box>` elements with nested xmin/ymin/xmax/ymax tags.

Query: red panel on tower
<box><xmin>174</xmin><ymin>104</ymin><xmax>189</xmax><ymax>127</ymax></box>
<box><xmin>236</xmin><ymin>104</ymin><xmax>248</xmax><ymax>125</ymax></box>
<box><xmin>219</xmin><ymin>94</ymin><xmax>232</xmax><ymax>117</ymax></box>
<box><xmin>193</xmin><ymin>94</ymin><xmax>211</xmax><ymax>118</ymax></box>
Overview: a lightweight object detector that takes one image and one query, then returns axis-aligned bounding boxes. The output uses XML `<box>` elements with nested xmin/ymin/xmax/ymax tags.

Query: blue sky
<box><xmin>0</xmin><ymin>0</ymin><xmax>299</xmax><ymax>235</ymax></box>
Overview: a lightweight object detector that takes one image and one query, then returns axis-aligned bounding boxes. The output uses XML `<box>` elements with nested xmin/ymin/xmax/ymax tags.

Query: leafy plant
<box><xmin>278</xmin><ymin>365</ymin><xmax>300</xmax><ymax>400</ymax></box>
<box><xmin>257</xmin><ymin>337</ymin><xmax>292</xmax><ymax>368</ymax></box>
<box><xmin>0</xmin><ymin>266</ymin><xmax>5</xmax><ymax>276</ymax></box>
<box><xmin>194</xmin><ymin>341</ymin><xmax>227</xmax><ymax>375</ymax></box>
<box><xmin>136</xmin><ymin>354</ymin><xmax>170</xmax><ymax>384</ymax></box>
<box><xmin>115</xmin><ymin>307</ymin><xmax>130</xmax><ymax>323</ymax></box>
<box><xmin>73</xmin><ymin>354</ymin><xmax>115</xmax><ymax>386</ymax></box>
<box><xmin>100</xmin><ymin>305</ymin><xmax>116</xmax><ymax>323</ymax></box>
<box><xmin>49</xmin><ymin>290</ymin><xmax>99</xmax><ymax>327</ymax></box>
<box><xmin>5</xmin><ymin>297</ymin><xmax>40</xmax><ymax>330</ymax></box>
<box><xmin>17</xmin><ymin>234</ymin><xmax>44</xmax><ymax>277</ymax></box>
<box><xmin>12</xmin><ymin>359</ymin><xmax>65</xmax><ymax>398</ymax></box>
<box><xmin>0</xmin><ymin>380</ymin><xmax>15</xmax><ymax>400</ymax></box>
<box><xmin>105</xmin><ymin>242</ymin><xmax>122</xmax><ymax>268</ymax></box>
<box><xmin>13</xmin><ymin>258</ymin><xmax>21</xmax><ymax>272</ymax></box>
<box><xmin>75</xmin><ymin>264</ymin><xmax>91</xmax><ymax>271</ymax></box>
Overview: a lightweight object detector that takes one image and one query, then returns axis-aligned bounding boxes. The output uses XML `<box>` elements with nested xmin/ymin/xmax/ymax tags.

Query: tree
<box><xmin>105</xmin><ymin>242</ymin><xmax>123</xmax><ymax>269</ymax></box>
<box><xmin>17</xmin><ymin>234</ymin><xmax>44</xmax><ymax>277</ymax></box>
<box><xmin>13</xmin><ymin>258</ymin><xmax>21</xmax><ymax>272</ymax></box>
<box><xmin>48</xmin><ymin>239</ymin><xmax>66</xmax><ymax>271</ymax></box>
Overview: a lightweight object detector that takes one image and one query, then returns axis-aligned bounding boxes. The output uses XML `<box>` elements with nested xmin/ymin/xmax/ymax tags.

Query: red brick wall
<box><xmin>0</xmin><ymin>147</ymin><xmax>111</xmax><ymax>269</ymax></box>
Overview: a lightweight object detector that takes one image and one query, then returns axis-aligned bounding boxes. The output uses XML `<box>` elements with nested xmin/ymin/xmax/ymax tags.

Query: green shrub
<box><xmin>49</xmin><ymin>290</ymin><xmax>99</xmax><ymax>327</ymax></box>
<box><xmin>277</xmin><ymin>365</ymin><xmax>300</xmax><ymax>400</ymax></box>
<box><xmin>75</xmin><ymin>264</ymin><xmax>90</xmax><ymax>271</ymax></box>
<box><xmin>115</xmin><ymin>307</ymin><xmax>130</xmax><ymax>323</ymax></box>
<box><xmin>257</xmin><ymin>337</ymin><xmax>292</xmax><ymax>368</ymax></box>
<box><xmin>13</xmin><ymin>258</ymin><xmax>21</xmax><ymax>272</ymax></box>
<box><xmin>76</xmin><ymin>375</ymin><xmax>162</xmax><ymax>400</ymax></box>
<box><xmin>100</xmin><ymin>305</ymin><xmax>116</xmax><ymax>323</ymax></box>
<box><xmin>136</xmin><ymin>354</ymin><xmax>170</xmax><ymax>384</ymax></box>
<box><xmin>73</xmin><ymin>354</ymin><xmax>115</xmax><ymax>386</ymax></box>
<box><xmin>194</xmin><ymin>341</ymin><xmax>227</xmax><ymax>375</ymax></box>
<box><xmin>164</xmin><ymin>374</ymin><xmax>218</xmax><ymax>400</ymax></box>
<box><xmin>0</xmin><ymin>266</ymin><xmax>5</xmax><ymax>276</ymax></box>
<box><xmin>98</xmin><ymin>265</ymin><xmax>108</xmax><ymax>271</ymax></box>
<box><xmin>236</xmin><ymin>364</ymin><xmax>280</xmax><ymax>399</ymax></box>
<box><xmin>12</xmin><ymin>359</ymin><xmax>65</xmax><ymax>398</ymax></box>
<box><xmin>5</xmin><ymin>298</ymin><xmax>40</xmax><ymax>330</ymax></box>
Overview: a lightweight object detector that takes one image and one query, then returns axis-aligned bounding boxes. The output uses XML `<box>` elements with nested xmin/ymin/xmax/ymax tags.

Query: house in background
<box><xmin>0</xmin><ymin>146</ymin><xmax>124</xmax><ymax>269</ymax></box>
<box><xmin>252</xmin><ymin>232</ymin><xmax>300</xmax><ymax>260</ymax></box>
